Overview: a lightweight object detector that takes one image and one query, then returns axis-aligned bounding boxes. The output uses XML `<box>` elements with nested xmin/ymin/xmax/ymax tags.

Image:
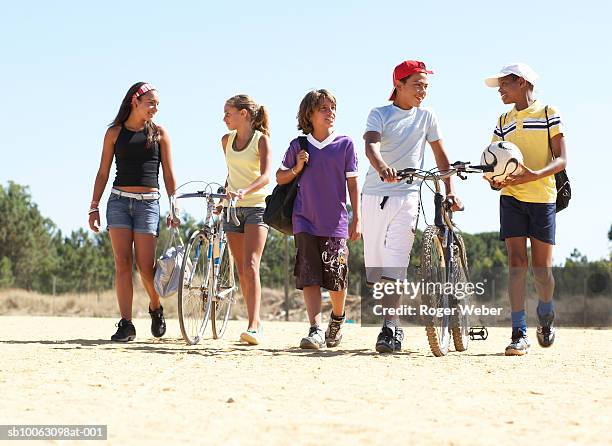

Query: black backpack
<box><xmin>263</xmin><ymin>136</ymin><xmax>308</xmax><ymax>234</ymax></box>
<box><xmin>544</xmin><ymin>106</ymin><xmax>571</xmax><ymax>212</ymax></box>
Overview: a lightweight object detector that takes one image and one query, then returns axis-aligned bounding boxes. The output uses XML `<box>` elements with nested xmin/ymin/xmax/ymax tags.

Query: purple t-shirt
<box><xmin>281</xmin><ymin>133</ymin><xmax>358</xmax><ymax>238</ymax></box>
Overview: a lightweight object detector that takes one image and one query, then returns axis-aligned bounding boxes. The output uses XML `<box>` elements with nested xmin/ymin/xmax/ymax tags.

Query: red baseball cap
<box><xmin>389</xmin><ymin>60</ymin><xmax>433</xmax><ymax>101</ymax></box>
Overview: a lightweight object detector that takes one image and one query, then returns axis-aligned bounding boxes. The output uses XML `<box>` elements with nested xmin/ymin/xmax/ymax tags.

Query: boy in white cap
<box><xmin>484</xmin><ymin>63</ymin><xmax>568</xmax><ymax>355</ymax></box>
<box><xmin>362</xmin><ymin>60</ymin><xmax>462</xmax><ymax>353</ymax></box>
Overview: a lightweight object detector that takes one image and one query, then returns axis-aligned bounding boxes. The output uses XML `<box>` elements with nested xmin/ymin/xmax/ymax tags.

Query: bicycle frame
<box><xmin>395</xmin><ymin>162</ymin><xmax>491</xmax><ymax>354</ymax></box>
<box><xmin>176</xmin><ymin>191</ymin><xmax>239</xmax><ymax>295</ymax></box>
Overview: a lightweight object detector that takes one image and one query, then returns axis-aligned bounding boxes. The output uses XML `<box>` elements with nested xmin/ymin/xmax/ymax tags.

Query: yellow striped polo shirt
<box><xmin>491</xmin><ymin>100</ymin><xmax>564</xmax><ymax>203</ymax></box>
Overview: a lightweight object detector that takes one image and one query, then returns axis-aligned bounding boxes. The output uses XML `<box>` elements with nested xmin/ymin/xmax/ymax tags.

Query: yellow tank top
<box><xmin>225</xmin><ymin>130</ymin><xmax>269</xmax><ymax>207</ymax></box>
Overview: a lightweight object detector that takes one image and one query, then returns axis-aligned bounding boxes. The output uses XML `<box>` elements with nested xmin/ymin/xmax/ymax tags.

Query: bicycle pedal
<box><xmin>468</xmin><ymin>326</ymin><xmax>488</xmax><ymax>340</ymax></box>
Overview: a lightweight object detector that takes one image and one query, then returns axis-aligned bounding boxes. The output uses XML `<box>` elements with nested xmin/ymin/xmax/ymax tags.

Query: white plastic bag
<box><xmin>154</xmin><ymin>228</ymin><xmax>185</xmax><ymax>298</ymax></box>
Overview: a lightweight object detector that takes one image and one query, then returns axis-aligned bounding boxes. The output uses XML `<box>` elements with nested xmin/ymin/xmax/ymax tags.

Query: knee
<box><xmin>508</xmin><ymin>253</ymin><xmax>528</xmax><ymax>269</ymax></box>
<box><xmin>114</xmin><ymin>256</ymin><xmax>133</xmax><ymax>274</ymax></box>
<box><xmin>533</xmin><ymin>267</ymin><xmax>554</xmax><ymax>286</ymax></box>
<box><xmin>243</xmin><ymin>258</ymin><xmax>259</xmax><ymax>278</ymax></box>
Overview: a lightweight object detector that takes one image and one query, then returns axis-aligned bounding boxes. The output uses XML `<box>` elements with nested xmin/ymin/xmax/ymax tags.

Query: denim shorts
<box><xmin>499</xmin><ymin>195</ymin><xmax>556</xmax><ymax>245</ymax></box>
<box><xmin>223</xmin><ymin>207</ymin><xmax>268</xmax><ymax>233</ymax></box>
<box><xmin>106</xmin><ymin>193</ymin><xmax>160</xmax><ymax>236</ymax></box>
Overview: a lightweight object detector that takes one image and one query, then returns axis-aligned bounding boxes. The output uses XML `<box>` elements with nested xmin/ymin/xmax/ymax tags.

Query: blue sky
<box><xmin>1</xmin><ymin>1</ymin><xmax>610</xmax><ymax>263</ymax></box>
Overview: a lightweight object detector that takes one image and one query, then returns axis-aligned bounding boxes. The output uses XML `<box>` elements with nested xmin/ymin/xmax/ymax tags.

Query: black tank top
<box><xmin>112</xmin><ymin>126</ymin><xmax>161</xmax><ymax>188</ymax></box>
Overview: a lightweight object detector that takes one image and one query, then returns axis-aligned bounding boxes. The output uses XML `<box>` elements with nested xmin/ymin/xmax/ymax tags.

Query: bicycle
<box><xmin>175</xmin><ymin>186</ymin><xmax>240</xmax><ymax>345</ymax></box>
<box><xmin>395</xmin><ymin>161</ymin><xmax>492</xmax><ymax>357</ymax></box>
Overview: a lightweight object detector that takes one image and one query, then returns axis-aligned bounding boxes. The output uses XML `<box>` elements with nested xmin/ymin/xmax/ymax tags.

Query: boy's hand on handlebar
<box><xmin>445</xmin><ymin>193</ymin><xmax>463</xmax><ymax>211</ymax></box>
<box><xmin>378</xmin><ymin>164</ymin><xmax>399</xmax><ymax>183</ymax></box>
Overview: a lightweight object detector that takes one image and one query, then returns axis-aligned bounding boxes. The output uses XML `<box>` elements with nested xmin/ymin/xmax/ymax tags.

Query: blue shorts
<box><xmin>222</xmin><ymin>207</ymin><xmax>268</xmax><ymax>233</ymax></box>
<box><xmin>106</xmin><ymin>193</ymin><xmax>160</xmax><ymax>236</ymax></box>
<box><xmin>499</xmin><ymin>195</ymin><xmax>555</xmax><ymax>245</ymax></box>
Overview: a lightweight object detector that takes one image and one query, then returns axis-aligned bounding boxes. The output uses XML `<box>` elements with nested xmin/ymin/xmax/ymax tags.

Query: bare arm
<box><xmin>347</xmin><ymin>177</ymin><xmax>361</xmax><ymax>241</ymax></box>
<box><xmin>364</xmin><ymin>131</ymin><xmax>397</xmax><ymax>182</ymax></box>
<box><xmin>429</xmin><ymin>139</ymin><xmax>463</xmax><ymax>211</ymax></box>
<box><xmin>428</xmin><ymin>139</ymin><xmax>454</xmax><ymax>195</ymax></box>
<box><xmin>159</xmin><ymin>125</ymin><xmax>177</xmax><ymax>196</ymax></box>
<box><xmin>88</xmin><ymin>127</ymin><xmax>118</xmax><ymax>232</ymax></box>
<box><xmin>504</xmin><ymin>134</ymin><xmax>567</xmax><ymax>186</ymax></box>
<box><xmin>159</xmin><ymin>125</ymin><xmax>180</xmax><ymax>227</ymax></box>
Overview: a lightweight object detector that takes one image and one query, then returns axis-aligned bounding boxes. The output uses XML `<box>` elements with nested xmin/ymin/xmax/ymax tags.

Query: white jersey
<box><xmin>362</xmin><ymin>104</ymin><xmax>441</xmax><ymax>196</ymax></box>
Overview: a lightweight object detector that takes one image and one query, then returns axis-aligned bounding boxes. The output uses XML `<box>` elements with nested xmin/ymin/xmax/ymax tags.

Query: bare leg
<box><xmin>505</xmin><ymin>237</ymin><xmax>529</xmax><ymax>312</ymax></box>
<box><xmin>329</xmin><ymin>289</ymin><xmax>347</xmax><ymax>318</ymax></box>
<box><xmin>241</xmin><ymin>224</ymin><xmax>268</xmax><ymax>330</ymax></box>
<box><xmin>303</xmin><ymin>285</ymin><xmax>322</xmax><ymax>327</ymax></box>
<box><xmin>226</xmin><ymin>232</ymin><xmax>249</xmax><ymax>322</ymax></box>
<box><xmin>133</xmin><ymin>232</ymin><xmax>160</xmax><ymax>311</ymax></box>
<box><xmin>109</xmin><ymin>228</ymin><xmax>134</xmax><ymax>320</ymax></box>
<box><xmin>530</xmin><ymin>238</ymin><xmax>555</xmax><ymax>303</ymax></box>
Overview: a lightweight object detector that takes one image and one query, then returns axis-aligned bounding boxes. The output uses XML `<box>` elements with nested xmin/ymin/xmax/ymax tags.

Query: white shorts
<box><xmin>361</xmin><ymin>193</ymin><xmax>419</xmax><ymax>284</ymax></box>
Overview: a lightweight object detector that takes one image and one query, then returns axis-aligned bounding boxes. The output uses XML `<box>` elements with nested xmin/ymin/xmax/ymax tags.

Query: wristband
<box><xmin>291</xmin><ymin>168</ymin><xmax>298</xmax><ymax>176</ymax></box>
<box><xmin>88</xmin><ymin>208</ymin><xmax>99</xmax><ymax>214</ymax></box>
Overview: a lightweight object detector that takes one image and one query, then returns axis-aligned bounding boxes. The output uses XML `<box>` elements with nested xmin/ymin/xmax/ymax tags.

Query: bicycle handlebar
<box><xmin>175</xmin><ymin>189</ymin><xmax>241</xmax><ymax>226</ymax></box>
<box><xmin>395</xmin><ymin>162</ymin><xmax>493</xmax><ymax>182</ymax></box>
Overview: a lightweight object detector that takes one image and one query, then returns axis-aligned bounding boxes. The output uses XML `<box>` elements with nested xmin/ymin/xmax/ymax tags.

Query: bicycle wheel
<box><xmin>211</xmin><ymin>239</ymin><xmax>236</xmax><ymax>339</ymax></box>
<box><xmin>421</xmin><ymin>225</ymin><xmax>451</xmax><ymax>357</ymax></box>
<box><xmin>178</xmin><ymin>229</ymin><xmax>213</xmax><ymax>345</ymax></box>
<box><xmin>450</xmin><ymin>232</ymin><xmax>470</xmax><ymax>352</ymax></box>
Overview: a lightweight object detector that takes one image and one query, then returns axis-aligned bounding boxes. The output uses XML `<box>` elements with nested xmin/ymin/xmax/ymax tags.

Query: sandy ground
<box><xmin>0</xmin><ymin>317</ymin><xmax>610</xmax><ymax>446</ymax></box>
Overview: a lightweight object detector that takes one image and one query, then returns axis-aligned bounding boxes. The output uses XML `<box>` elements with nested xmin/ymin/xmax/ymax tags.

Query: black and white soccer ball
<box><xmin>480</xmin><ymin>141</ymin><xmax>523</xmax><ymax>182</ymax></box>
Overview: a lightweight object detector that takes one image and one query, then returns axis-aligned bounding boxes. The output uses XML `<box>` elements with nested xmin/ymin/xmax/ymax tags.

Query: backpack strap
<box><xmin>298</xmin><ymin>136</ymin><xmax>308</xmax><ymax>153</ymax></box>
<box><xmin>544</xmin><ymin>105</ymin><xmax>555</xmax><ymax>160</ymax></box>
<box><xmin>498</xmin><ymin>113</ymin><xmax>507</xmax><ymax>141</ymax></box>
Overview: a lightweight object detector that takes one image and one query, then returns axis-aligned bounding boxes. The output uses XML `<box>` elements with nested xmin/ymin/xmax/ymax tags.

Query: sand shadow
<box><xmin>0</xmin><ymin>338</ymin><xmax>420</xmax><ymax>357</ymax></box>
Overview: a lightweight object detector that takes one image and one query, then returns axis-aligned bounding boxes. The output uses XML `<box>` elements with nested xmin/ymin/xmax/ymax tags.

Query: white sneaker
<box><xmin>240</xmin><ymin>327</ymin><xmax>262</xmax><ymax>345</ymax></box>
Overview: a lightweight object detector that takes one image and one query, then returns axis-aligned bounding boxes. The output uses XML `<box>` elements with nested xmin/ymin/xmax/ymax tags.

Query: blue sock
<box><xmin>511</xmin><ymin>310</ymin><xmax>527</xmax><ymax>332</ymax></box>
<box><xmin>537</xmin><ymin>300</ymin><xmax>554</xmax><ymax>317</ymax></box>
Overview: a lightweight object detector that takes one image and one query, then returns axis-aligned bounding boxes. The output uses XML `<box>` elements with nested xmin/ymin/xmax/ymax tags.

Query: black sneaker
<box><xmin>111</xmin><ymin>318</ymin><xmax>136</xmax><ymax>342</ymax></box>
<box><xmin>325</xmin><ymin>312</ymin><xmax>345</xmax><ymax>348</ymax></box>
<box><xmin>393</xmin><ymin>326</ymin><xmax>404</xmax><ymax>352</ymax></box>
<box><xmin>149</xmin><ymin>304</ymin><xmax>166</xmax><ymax>338</ymax></box>
<box><xmin>375</xmin><ymin>326</ymin><xmax>395</xmax><ymax>353</ymax></box>
<box><xmin>505</xmin><ymin>328</ymin><xmax>530</xmax><ymax>356</ymax></box>
<box><xmin>537</xmin><ymin>312</ymin><xmax>556</xmax><ymax>348</ymax></box>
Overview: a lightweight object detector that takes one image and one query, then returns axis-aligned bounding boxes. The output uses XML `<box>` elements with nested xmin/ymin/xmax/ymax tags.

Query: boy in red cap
<box><xmin>362</xmin><ymin>60</ymin><xmax>462</xmax><ymax>353</ymax></box>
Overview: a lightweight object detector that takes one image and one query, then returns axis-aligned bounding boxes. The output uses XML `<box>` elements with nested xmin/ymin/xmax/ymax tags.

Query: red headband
<box><xmin>132</xmin><ymin>83</ymin><xmax>156</xmax><ymax>100</ymax></box>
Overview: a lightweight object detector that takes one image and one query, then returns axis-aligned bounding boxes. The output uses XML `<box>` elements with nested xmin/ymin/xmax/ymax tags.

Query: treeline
<box><xmin>1</xmin><ymin>181</ymin><xmax>610</xmax><ymax>297</ymax></box>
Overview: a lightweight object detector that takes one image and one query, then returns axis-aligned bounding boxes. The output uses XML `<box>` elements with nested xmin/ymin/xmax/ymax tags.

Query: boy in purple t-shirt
<box><xmin>276</xmin><ymin>89</ymin><xmax>361</xmax><ymax>349</ymax></box>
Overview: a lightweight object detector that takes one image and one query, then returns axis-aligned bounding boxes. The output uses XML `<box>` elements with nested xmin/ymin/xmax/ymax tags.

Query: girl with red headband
<box><xmin>88</xmin><ymin>82</ymin><xmax>180</xmax><ymax>342</ymax></box>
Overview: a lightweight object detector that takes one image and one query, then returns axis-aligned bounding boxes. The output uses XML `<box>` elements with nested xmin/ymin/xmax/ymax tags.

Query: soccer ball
<box><xmin>480</xmin><ymin>141</ymin><xmax>523</xmax><ymax>182</ymax></box>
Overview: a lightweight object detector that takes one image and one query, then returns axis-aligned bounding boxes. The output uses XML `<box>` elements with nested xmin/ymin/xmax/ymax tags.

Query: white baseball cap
<box><xmin>485</xmin><ymin>63</ymin><xmax>539</xmax><ymax>87</ymax></box>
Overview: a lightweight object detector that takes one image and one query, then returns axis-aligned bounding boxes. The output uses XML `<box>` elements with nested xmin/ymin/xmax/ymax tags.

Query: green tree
<box><xmin>0</xmin><ymin>257</ymin><xmax>14</xmax><ymax>288</ymax></box>
<box><xmin>0</xmin><ymin>182</ymin><xmax>58</xmax><ymax>291</ymax></box>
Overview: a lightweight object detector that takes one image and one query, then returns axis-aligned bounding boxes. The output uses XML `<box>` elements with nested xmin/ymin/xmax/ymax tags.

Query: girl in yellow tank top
<box><xmin>221</xmin><ymin>94</ymin><xmax>272</xmax><ymax>345</ymax></box>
